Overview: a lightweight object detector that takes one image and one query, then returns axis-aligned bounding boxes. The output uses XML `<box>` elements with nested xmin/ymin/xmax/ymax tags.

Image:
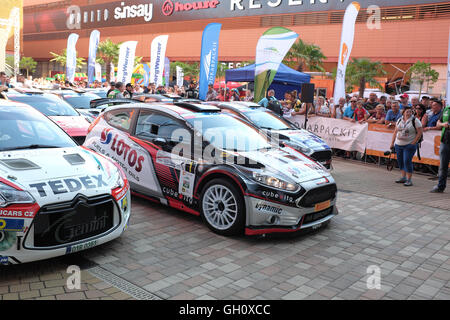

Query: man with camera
<box><xmin>430</xmin><ymin>101</ymin><xmax>450</xmax><ymax>193</ymax></box>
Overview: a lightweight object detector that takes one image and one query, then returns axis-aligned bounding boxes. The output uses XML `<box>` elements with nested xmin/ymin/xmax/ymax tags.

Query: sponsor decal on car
<box><xmin>0</xmin><ymin>256</ymin><xmax>8</xmax><ymax>264</ymax></box>
<box><xmin>29</xmin><ymin>174</ymin><xmax>108</xmax><ymax>197</ymax></box>
<box><xmin>255</xmin><ymin>202</ymin><xmax>283</xmax><ymax>215</ymax></box>
<box><xmin>99</xmin><ymin>129</ymin><xmax>145</xmax><ymax>172</ymax></box>
<box><xmin>0</xmin><ymin>218</ymin><xmax>24</xmax><ymax>232</ymax></box>
<box><xmin>0</xmin><ymin>208</ymin><xmax>37</xmax><ymax>218</ymax></box>
<box><xmin>121</xmin><ymin>195</ymin><xmax>128</xmax><ymax>212</ymax></box>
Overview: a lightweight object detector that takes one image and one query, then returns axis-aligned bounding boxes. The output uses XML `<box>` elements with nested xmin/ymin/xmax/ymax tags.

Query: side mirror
<box><xmin>153</xmin><ymin>137</ymin><xmax>167</xmax><ymax>146</ymax></box>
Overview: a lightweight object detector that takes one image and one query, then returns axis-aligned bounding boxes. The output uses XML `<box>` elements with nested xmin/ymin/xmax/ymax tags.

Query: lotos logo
<box><xmin>162</xmin><ymin>0</ymin><xmax>220</xmax><ymax>16</ymax></box>
<box><xmin>102</xmin><ymin>133</ymin><xmax>145</xmax><ymax>172</ymax></box>
<box><xmin>341</xmin><ymin>42</ymin><xmax>348</xmax><ymax>65</ymax></box>
<box><xmin>101</xmin><ymin>128</ymin><xmax>113</xmax><ymax>145</ymax></box>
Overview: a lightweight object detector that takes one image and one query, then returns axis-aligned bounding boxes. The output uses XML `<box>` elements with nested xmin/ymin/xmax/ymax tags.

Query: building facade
<box><xmin>23</xmin><ymin>0</ymin><xmax>450</xmax><ymax>96</ymax></box>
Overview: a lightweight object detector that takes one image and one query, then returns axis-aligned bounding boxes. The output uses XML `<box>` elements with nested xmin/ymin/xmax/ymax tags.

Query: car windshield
<box><xmin>187</xmin><ymin>114</ymin><xmax>271</xmax><ymax>152</ymax></box>
<box><xmin>61</xmin><ymin>93</ymin><xmax>101</xmax><ymax>109</ymax></box>
<box><xmin>0</xmin><ymin>106</ymin><xmax>77</xmax><ymax>151</ymax></box>
<box><xmin>245</xmin><ymin>110</ymin><xmax>292</xmax><ymax>130</ymax></box>
<box><xmin>7</xmin><ymin>93</ymin><xmax>79</xmax><ymax>116</ymax></box>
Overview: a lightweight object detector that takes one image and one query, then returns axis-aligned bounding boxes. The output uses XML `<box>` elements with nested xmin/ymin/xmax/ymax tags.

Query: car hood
<box><xmin>49</xmin><ymin>116</ymin><xmax>89</xmax><ymax>137</ymax></box>
<box><xmin>270</xmin><ymin>129</ymin><xmax>330</xmax><ymax>152</ymax></box>
<box><xmin>0</xmin><ymin>147</ymin><xmax>118</xmax><ymax>203</ymax></box>
<box><xmin>233</xmin><ymin>147</ymin><xmax>331</xmax><ymax>184</ymax></box>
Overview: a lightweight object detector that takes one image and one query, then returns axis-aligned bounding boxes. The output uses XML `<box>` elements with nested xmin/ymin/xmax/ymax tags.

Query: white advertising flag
<box><xmin>176</xmin><ymin>66</ymin><xmax>184</xmax><ymax>87</ymax></box>
<box><xmin>116</xmin><ymin>41</ymin><xmax>138</xmax><ymax>84</ymax></box>
<box><xmin>66</xmin><ymin>33</ymin><xmax>79</xmax><ymax>83</ymax></box>
<box><xmin>333</xmin><ymin>2</ymin><xmax>360</xmax><ymax>103</ymax></box>
<box><xmin>150</xmin><ymin>35</ymin><xmax>169</xmax><ymax>86</ymax></box>
<box><xmin>95</xmin><ymin>62</ymin><xmax>102</xmax><ymax>81</ymax></box>
<box><xmin>110</xmin><ymin>62</ymin><xmax>115</xmax><ymax>82</ymax></box>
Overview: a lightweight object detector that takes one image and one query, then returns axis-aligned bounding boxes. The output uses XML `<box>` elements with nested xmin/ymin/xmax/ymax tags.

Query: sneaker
<box><xmin>430</xmin><ymin>186</ymin><xmax>444</xmax><ymax>193</ymax></box>
<box><xmin>395</xmin><ymin>177</ymin><xmax>407</xmax><ymax>183</ymax></box>
<box><xmin>404</xmin><ymin>180</ymin><xmax>413</xmax><ymax>186</ymax></box>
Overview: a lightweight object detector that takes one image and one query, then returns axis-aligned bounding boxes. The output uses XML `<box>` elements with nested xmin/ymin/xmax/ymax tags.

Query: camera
<box><xmin>384</xmin><ymin>147</ymin><xmax>396</xmax><ymax>156</ymax></box>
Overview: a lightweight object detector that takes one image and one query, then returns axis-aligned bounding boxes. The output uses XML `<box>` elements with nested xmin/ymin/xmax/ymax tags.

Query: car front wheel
<box><xmin>200</xmin><ymin>178</ymin><xmax>245</xmax><ymax>236</ymax></box>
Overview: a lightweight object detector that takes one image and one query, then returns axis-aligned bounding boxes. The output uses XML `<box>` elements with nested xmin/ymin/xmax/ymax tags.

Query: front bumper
<box><xmin>0</xmin><ymin>190</ymin><xmax>131</xmax><ymax>265</ymax></box>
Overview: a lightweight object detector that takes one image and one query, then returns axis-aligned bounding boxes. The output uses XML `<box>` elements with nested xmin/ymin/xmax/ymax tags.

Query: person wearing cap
<box><xmin>399</xmin><ymin>93</ymin><xmax>411</xmax><ymax>110</ymax></box>
<box><xmin>430</xmin><ymin>102</ymin><xmax>450</xmax><ymax>193</ymax></box>
<box><xmin>184</xmin><ymin>80</ymin><xmax>199</xmax><ymax>99</ymax></box>
<box><xmin>124</xmin><ymin>83</ymin><xmax>134</xmax><ymax>98</ymax></box>
<box><xmin>424</xmin><ymin>100</ymin><xmax>443</xmax><ymax>131</ymax></box>
<box><xmin>106</xmin><ymin>81</ymin><xmax>116</xmax><ymax>97</ymax></box>
<box><xmin>230</xmin><ymin>88</ymin><xmax>241</xmax><ymax>101</ymax></box>
<box><xmin>205</xmin><ymin>84</ymin><xmax>217</xmax><ymax>101</ymax></box>
<box><xmin>108</xmin><ymin>82</ymin><xmax>126</xmax><ymax>98</ymax></box>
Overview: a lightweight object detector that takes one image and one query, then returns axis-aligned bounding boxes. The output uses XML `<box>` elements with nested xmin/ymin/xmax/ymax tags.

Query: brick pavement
<box><xmin>1</xmin><ymin>158</ymin><xmax>449</xmax><ymax>300</ymax></box>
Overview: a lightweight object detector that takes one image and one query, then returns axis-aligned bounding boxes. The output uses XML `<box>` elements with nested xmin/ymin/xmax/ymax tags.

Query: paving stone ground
<box><xmin>1</xmin><ymin>158</ymin><xmax>449</xmax><ymax>300</ymax></box>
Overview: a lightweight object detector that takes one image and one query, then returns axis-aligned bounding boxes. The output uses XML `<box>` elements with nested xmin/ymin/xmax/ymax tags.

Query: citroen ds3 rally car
<box><xmin>84</xmin><ymin>101</ymin><xmax>338</xmax><ymax>236</ymax></box>
<box><xmin>207</xmin><ymin>101</ymin><xmax>332</xmax><ymax>169</ymax></box>
<box><xmin>0</xmin><ymin>100</ymin><xmax>130</xmax><ymax>265</ymax></box>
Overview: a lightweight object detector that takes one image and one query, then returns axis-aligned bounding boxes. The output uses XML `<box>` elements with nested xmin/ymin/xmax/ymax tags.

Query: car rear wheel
<box><xmin>200</xmin><ymin>179</ymin><xmax>245</xmax><ymax>236</ymax></box>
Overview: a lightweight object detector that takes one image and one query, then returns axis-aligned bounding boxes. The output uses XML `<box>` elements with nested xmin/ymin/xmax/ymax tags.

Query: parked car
<box><xmin>0</xmin><ymin>100</ymin><xmax>130</xmax><ymax>264</ymax></box>
<box><xmin>205</xmin><ymin>101</ymin><xmax>332</xmax><ymax>169</ymax></box>
<box><xmin>3</xmin><ymin>88</ymin><xmax>90</xmax><ymax>145</ymax></box>
<box><xmin>84</xmin><ymin>101</ymin><xmax>338</xmax><ymax>236</ymax></box>
<box><xmin>48</xmin><ymin>89</ymin><xmax>102</xmax><ymax>123</ymax></box>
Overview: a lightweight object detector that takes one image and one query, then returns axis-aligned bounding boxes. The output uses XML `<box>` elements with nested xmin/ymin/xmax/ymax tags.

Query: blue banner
<box><xmin>142</xmin><ymin>63</ymin><xmax>150</xmax><ymax>87</ymax></box>
<box><xmin>0</xmin><ymin>218</ymin><xmax>24</xmax><ymax>232</ymax></box>
<box><xmin>66</xmin><ymin>33</ymin><xmax>79</xmax><ymax>83</ymax></box>
<box><xmin>199</xmin><ymin>23</ymin><xmax>221</xmax><ymax>101</ymax></box>
<box><xmin>164</xmin><ymin>57</ymin><xmax>170</xmax><ymax>88</ymax></box>
<box><xmin>88</xmin><ymin>30</ymin><xmax>100</xmax><ymax>84</ymax></box>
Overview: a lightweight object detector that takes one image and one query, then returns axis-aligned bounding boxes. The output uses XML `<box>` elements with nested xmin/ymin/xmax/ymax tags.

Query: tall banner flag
<box><xmin>116</xmin><ymin>41</ymin><xmax>137</xmax><ymax>84</ymax></box>
<box><xmin>142</xmin><ymin>63</ymin><xmax>151</xmax><ymax>87</ymax></box>
<box><xmin>254</xmin><ymin>27</ymin><xmax>298</xmax><ymax>102</ymax></box>
<box><xmin>110</xmin><ymin>62</ymin><xmax>115</xmax><ymax>82</ymax></box>
<box><xmin>95</xmin><ymin>62</ymin><xmax>102</xmax><ymax>81</ymax></box>
<box><xmin>164</xmin><ymin>57</ymin><xmax>170</xmax><ymax>88</ymax></box>
<box><xmin>66</xmin><ymin>33</ymin><xmax>79</xmax><ymax>83</ymax></box>
<box><xmin>150</xmin><ymin>35</ymin><xmax>169</xmax><ymax>86</ymax></box>
<box><xmin>333</xmin><ymin>2</ymin><xmax>360</xmax><ymax>104</ymax></box>
<box><xmin>199</xmin><ymin>23</ymin><xmax>221</xmax><ymax>101</ymax></box>
<box><xmin>87</xmin><ymin>30</ymin><xmax>100</xmax><ymax>84</ymax></box>
<box><xmin>176</xmin><ymin>66</ymin><xmax>184</xmax><ymax>87</ymax></box>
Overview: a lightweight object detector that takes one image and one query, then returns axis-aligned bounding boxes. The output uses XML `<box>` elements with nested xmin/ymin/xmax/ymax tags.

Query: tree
<box><xmin>170</xmin><ymin>61</ymin><xmax>199</xmax><ymax>81</ymax></box>
<box><xmin>283</xmin><ymin>39</ymin><xmax>326</xmax><ymax>72</ymax></box>
<box><xmin>6</xmin><ymin>56</ymin><xmax>37</xmax><ymax>77</ymax></box>
<box><xmin>96</xmin><ymin>39</ymin><xmax>120</xmax><ymax>82</ymax></box>
<box><xmin>345</xmin><ymin>58</ymin><xmax>386</xmax><ymax>98</ymax></box>
<box><xmin>408</xmin><ymin>61</ymin><xmax>439</xmax><ymax>99</ymax></box>
<box><xmin>50</xmin><ymin>49</ymin><xmax>86</xmax><ymax>70</ymax></box>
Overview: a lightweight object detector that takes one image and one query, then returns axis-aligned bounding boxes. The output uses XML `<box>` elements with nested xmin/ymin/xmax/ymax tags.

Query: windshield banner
<box><xmin>333</xmin><ymin>2</ymin><xmax>360</xmax><ymax>103</ymax></box>
<box><xmin>87</xmin><ymin>29</ymin><xmax>100</xmax><ymax>84</ymax></box>
<box><xmin>66</xmin><ymin>33</ymin><xmax>79</xmax><ymax>83</ymax></box>
<box><xmin>254</xmin><ymin>27</ymin><xmax>298</xmax><ymax>102</ymax></box>
<box><xmin>116</xmin><ymin>41</ymin><xmax>137</xmax><ymax>84</ymax></box>
<box><xmin>150</xmin><ymin>35</ymin><xmax>169</xmax><ymax>87</ymax></box>
<box><xmin>199</xmin><ymin>23</ymin><xmax>221</xmax><ymax>101</ymax></box>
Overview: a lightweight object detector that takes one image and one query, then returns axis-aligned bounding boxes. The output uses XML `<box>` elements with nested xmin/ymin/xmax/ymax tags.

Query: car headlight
<box><xmin>252</xmin><ymin>172</ymin><xmax>299</xmax><ymax>192</ymax></box>
<box><xmin>0</xmin><ymin>182</ymin><xmax>35</xmax><ymax>207</ymax></box>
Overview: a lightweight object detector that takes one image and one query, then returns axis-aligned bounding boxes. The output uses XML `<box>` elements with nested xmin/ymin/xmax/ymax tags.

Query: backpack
<box><xmin>267</xmin><ymin>97</ymin><xmax>282</xmax><ymax>116</ymax></box>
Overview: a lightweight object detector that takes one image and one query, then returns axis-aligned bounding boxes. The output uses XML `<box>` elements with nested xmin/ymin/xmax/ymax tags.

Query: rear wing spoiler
<box><xmin>90</xmin><ymin>98</ymin><xmax>136</xmax><ymax>109</ymax></box>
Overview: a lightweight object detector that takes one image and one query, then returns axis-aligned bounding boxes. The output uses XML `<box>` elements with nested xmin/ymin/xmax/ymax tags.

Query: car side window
<box><xmin>104</xmin><ymin>109</ymin><xmax>134</xmax><ymax>131</ymax></box>
<box><xmin>135</xmin><ymin>112</ymin><xmax>191</xmax><ymax>154</ymax></box>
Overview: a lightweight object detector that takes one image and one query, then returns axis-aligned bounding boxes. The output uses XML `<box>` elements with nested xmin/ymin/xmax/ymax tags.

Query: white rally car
<box><xmin>0</xmin><ymin>100</ymin><xmax>131</xmax><ymax>265</ymax></box>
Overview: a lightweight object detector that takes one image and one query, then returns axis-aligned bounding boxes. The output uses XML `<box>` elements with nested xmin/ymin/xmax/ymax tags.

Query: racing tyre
<box><xmin>200</xmin><ymin>178</ymin><xmax>245</xmax><ymax>236</ymax></box>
